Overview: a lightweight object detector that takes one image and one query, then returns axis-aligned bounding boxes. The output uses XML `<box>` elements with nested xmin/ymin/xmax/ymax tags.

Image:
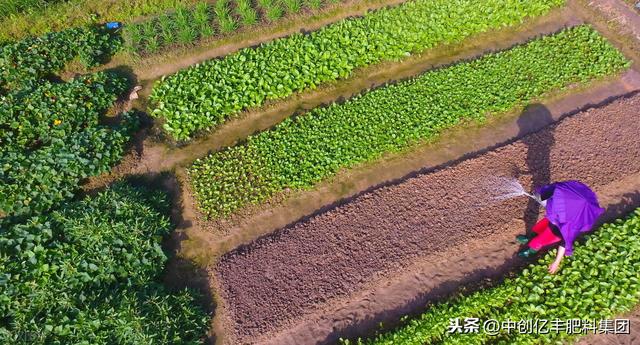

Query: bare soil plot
<box><xmin>214</xmin><ymin>93</ymin><xmax>640</xmax><ymax>344</ymax></box>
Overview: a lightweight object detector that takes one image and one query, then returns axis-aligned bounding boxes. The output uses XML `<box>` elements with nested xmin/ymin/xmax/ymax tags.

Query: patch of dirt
<box><xmin>213</xmin><ymin>93</ymin><xmax>640</xmax><ymax>344</ymax></box>
<box><xmin>574</xmin><ymin>306</ymin><xmax>640</xmax><ymax>345</ymax></box>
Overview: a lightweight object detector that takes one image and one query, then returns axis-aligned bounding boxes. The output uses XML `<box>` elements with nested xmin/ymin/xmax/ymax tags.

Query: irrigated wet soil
<box><xmin>214</xmin><ymin>93</ymin><xmax>640</xmax><ymax>344</ymax></box>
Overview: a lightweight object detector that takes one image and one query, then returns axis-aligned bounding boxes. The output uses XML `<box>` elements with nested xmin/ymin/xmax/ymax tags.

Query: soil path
<box><xmin>213</xmin><ymin>93</ymin><xmax>640</xmax><ymax>345</ymax></box>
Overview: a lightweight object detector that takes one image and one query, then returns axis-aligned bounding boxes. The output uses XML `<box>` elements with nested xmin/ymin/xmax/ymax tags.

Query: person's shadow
<box><xmin>515</xmin><ymin>104</ymin><xmax>555</xmax><ymax>234</ymax></box>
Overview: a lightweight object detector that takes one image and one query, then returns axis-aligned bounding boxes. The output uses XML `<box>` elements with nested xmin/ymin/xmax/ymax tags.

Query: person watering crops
<box><xmin>516</xmin><ymin>180</ymin><xmax>604</xmax><ymax>274</ymax></box>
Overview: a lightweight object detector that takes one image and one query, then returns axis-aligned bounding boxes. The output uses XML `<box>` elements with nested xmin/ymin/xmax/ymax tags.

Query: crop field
<box><xmin>188</xmin><ymin>25</ymin><xmax>629</xmax><ymax>218</ymax></box>
<box><xmin>352</xmin><ymin>207</ymin><xmax>640</xmax><ymax>345</ymax></box>
<box><xmin>2</xmin><ymin>0</ymin><xmax>640</xmax><ymax>344</ymax></box>
<box><xmin>151</xmin><ymin>0</ymin><xmax>565</xmax><ymax>140</ymax></box>
<box><xmin>214</xmin><ymin>93</ymin><xmax>640</xmax><ymax>343</ymax></box>
<box><xmin>124</xmin><ymin>0</ymin><xmax>342</xmax><ymax>55</ymax></box>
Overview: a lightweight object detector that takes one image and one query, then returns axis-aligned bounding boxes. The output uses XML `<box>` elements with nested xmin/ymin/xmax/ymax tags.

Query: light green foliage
<box><xmin>188</xmin><ymin>26</ymin><xmax>630</xmax><ymax>218</ymax></box>
<box><xmin>283</xmin><ymin>0</ymin><xmax>302</xmax><ymax>13</ymax></box>
<box><xmin>194</xmin><ymin>2</ymin><xmax>215</xmax><ymax>38</ymax></box>
<box><xmin>265</xmin><ymin>3</ymin><xmax>284</xmax><ymax>21</ymax></box>
<box><xmin>151</xmin><ymin>0</ymin><xmax>566</xmax><ymax>140</ymax></box>
<box><xmin>236</xmin><ymin>0</ymin><xmax>258</xmax><ymax>26</ymax></box>
<box><xmin>0</xmin><ymin>0</ymin><xmax>64</xmax><ymax>19</ymax></box>
<box><xmin>158</xmin><ymin>13</ymin><xmax>177</xmax><ymax>45</ymax></box>
<box><xmin>215</xmin><ymin>0</ymin><xmax>237</xmax><ymax>33</ymax></box>
<box><xmin>307</xmin><ymin>0</ymin><xmax>322</xmax><ymax>10</ymax></box>
<box><xmin>0</xmin><ymin>0</ymin><xmax>200</xmax><ymax>42</ymax></box>
<box><xmin>125</xmin><ymin>1</ymin><xmax>217</xmax><ymax>54</ymax></box>
<box><xmin>345</xmin><ymin>208</ymin><xmax>640</xmax><ymax>345</ymax></box>
<box><xmin>141</xmin><ymin>20</ymin><xmax>161</xmax><ymax>53</ymax></box>
<box><xmin>176</xmin><ymin>5</ymin><xmax>197</xmax><ymax>44</ymax></box>
<box><xmin>0</xmin><ymin>184</ymin><xmax>209</xmax><ymax>344</ymax></box>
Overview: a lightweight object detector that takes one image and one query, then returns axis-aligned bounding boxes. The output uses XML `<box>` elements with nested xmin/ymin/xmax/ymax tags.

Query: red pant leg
<box><xmin>529</xmin><ymin>221</ymin><xmax>562</xmax><ymax>251</ymax></box>
<box><xmin>531</xmin><ymin>218</ymin><xmax>550</xmax><ymax>235</ymax></box>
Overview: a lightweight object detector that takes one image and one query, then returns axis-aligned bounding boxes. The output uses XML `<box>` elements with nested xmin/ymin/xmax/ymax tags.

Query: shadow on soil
<box><xmin>243</xmin><ymin>91</ymin><xmax>640</xmax><ymax>344</ymax></box>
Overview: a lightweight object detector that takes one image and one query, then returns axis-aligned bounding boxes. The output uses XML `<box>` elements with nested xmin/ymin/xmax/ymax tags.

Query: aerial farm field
<box><xmin>2</xmin><ymin>0</ymin><xmax>640</xmax><ymax>344</ymax></box>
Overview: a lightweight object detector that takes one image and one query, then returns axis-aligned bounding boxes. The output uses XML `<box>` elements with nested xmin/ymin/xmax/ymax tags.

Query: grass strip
<box><xmin>151</xmin><ymin>0</ymin><xmax>566</xmax><ymax>141</ymax></box>
<box><xmin>188</xmin><ymin>25</ymin><xmax>630</xmax><ymax>218</ymax></box>
<box><xmin>344</xmin><ymin>207</ymin><xmax>640</xmax><ymax>345</ymax></box>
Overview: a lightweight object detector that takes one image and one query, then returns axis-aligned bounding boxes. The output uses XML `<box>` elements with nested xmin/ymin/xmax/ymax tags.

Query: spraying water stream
<box><xmin>489</xmin><ymin>177</ymin><xmax>538</xmax><ymax>202</ymax></box>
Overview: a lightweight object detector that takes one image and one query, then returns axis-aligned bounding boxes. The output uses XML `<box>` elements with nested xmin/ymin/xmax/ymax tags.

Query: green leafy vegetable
<box><xmin>151</xmin><ymin>0</ymin><xmax>566</xmax><ymax>140</ymax></box>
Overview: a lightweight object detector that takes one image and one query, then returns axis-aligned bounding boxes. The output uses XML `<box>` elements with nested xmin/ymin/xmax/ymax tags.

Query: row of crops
<box><xmin>150</xmin><ymin>0</ymin><xmax>566</xmax><ymax>141</ymax></box>
<box><xmin>0</xmin><ymin>24</ymin><xmax>209</xmax><ymax>343</ymax></box>
<box><xmin>187</xmin><ymin>25</ymin><xmax>630</xmax><ymax>218</ymax></box>
<box><xmin>341</xmin><ymin>207</ymin><xmax>640</xmax><ymax>344</ymax></box>
<box><xmin>0</xmin><ymin>0</ymin><xmax>201</xmax><ymax>43</ymax></box>
<box><xmin>125</xmin><ymin>0</ymin><xmax>340</xmax><ymax>55</ymax></box>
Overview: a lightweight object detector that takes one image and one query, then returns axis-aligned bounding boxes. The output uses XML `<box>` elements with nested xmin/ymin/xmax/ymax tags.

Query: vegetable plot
<box><xmin>0</xmin><ymin>72</ymin><xmax>135</xmax><ymax>217</ymax></box>
<box><xmin>0</xmin><ymin>26</ymin><xmax>121</xmax><ymax>90</ymax></box>
<box><xmin>188</xmin><ymin>25</ymin><xmax>630</xmax><ymax>219</ymax></box>
<box><xmin>0</xmin><ymin>184</ymin><xmax>209</xmax><ymax>344</ymax></box>
<box><xmin>345</xmin><ymin>207</ymin><xmax>640</xmax><ymax>345</ymax></box>
<box><xmin>150</xmin><ymin>0</ymin><xmax>566</xmax><ymax>141</ymax></box>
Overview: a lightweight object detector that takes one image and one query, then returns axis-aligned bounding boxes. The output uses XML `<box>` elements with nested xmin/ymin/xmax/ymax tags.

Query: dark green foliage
<box><xmin>0</xmin><ymin>184</ymin><xmax>209</xmax><ymax>344</ymax></box>
<box><xmin>0</xmin><ymin>71</ymin><xmax>135</xmax><ymax>217</ymax></box>
<box><xmin>188</xmin><ymin>26</ymin><xmax>630</xmax><ymax>218</ymax></box>
<box><xmin>151</xmin><ymin>0</ymin><xmax>567</xmax><ymax>140</ymax></box>
<box><xmin>0</xmin><ymin>26</ymin><xmax>121</xmax><ymax>90</ymax></box>
<box><xmin>345</xmin><ymin>208</ymin><xmax>640</xmax><ymax>344</ymax></box>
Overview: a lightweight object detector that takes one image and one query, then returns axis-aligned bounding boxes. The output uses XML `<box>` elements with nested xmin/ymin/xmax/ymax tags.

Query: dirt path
<box><xmin>213</xmin><ymin>93</ymin><xmax>640</xmax><ymax>344</ymax></box>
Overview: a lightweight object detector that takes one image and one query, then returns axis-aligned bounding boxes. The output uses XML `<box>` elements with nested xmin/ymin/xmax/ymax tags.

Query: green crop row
<box><xmin>187</xmin><ymin>25</ymin><xmax>630</xmax><ymax>219</ymax></box>
<box><xmin>0</xmin><ymin>0</ymin><xmax>200</xmax><ymax>43</ymax></box>
<box><xmin>125</xmin><ymin>0</ymin><xmax>338</xmax><ymax>55</ymax></box>
<box><xmin>0</xmin><ymin>26</ymin><xmax>121</xmax><ymax>90</ymax></box>
<box><xmin>150</xmin><ymin>0</ymin><xmax>566</xmax><ymax>141</ymax></box>
<box><xmin>0</xmin><ymin>25</ymin><xmax>120</xmax><ymax>85</ymax></box>
<box><xmin>0</xmin><ymin>184</ymin><xmax>209</xmax><ymax>344</ymax></box>
<box><xmin>0</xmin><ymin>72</ymin><xmax>135</xmax><ymax>217</ymax></box>
<box><xmin>0</xmin><ymin>0</ymin><xmax>64</xmax><ymax>19</ymax></box>
<box><xmin>343</xmin><ymin>207</ymin><xmax>640</xmax><ymax>345</ymax></box>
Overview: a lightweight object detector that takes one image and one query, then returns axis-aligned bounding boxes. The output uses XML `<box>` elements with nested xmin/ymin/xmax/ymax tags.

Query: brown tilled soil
<box><xmin>214</xmin><ymin>93</ymin><xmax>640</xmax><ymax>344</ymax></box>
<box><xmin>574</xmin><ymin>306</ymin><xmax>640</xmax><ymax>345</ymax></box>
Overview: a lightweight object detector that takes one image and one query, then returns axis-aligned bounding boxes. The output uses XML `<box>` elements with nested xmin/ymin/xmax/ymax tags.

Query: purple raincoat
<box><xmin>535</xmin><ymin>181</ymin><xmax>605</xmax><ymax>256</ymax></box>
